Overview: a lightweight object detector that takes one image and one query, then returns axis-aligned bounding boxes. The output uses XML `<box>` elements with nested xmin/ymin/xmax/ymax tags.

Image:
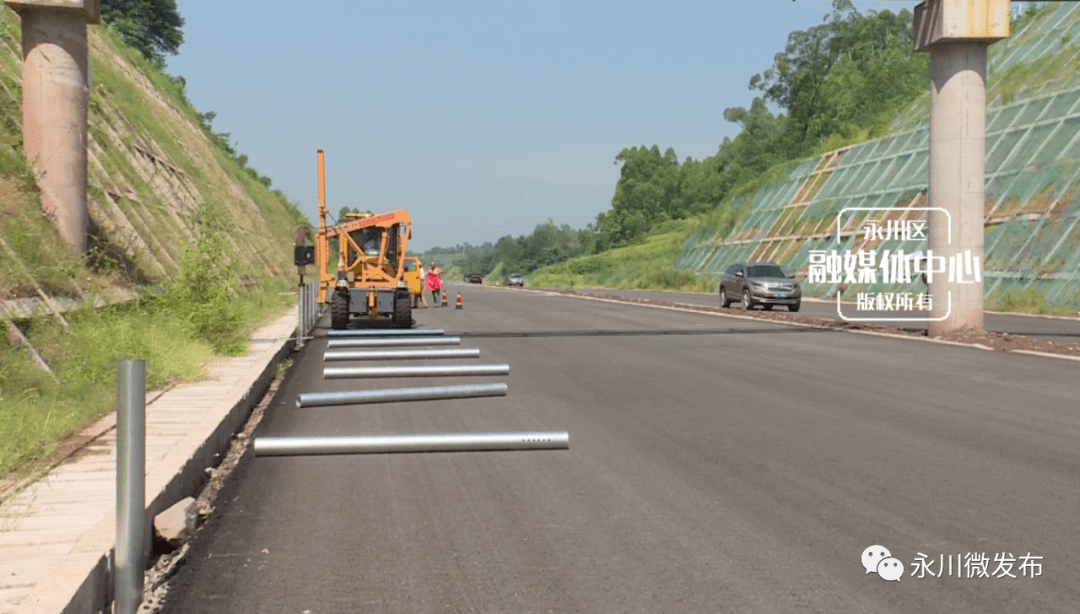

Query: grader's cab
<box><xmin>314</xmin><ymin>151</ymin><xmax>413</xmax><ymax>329</ymax></box>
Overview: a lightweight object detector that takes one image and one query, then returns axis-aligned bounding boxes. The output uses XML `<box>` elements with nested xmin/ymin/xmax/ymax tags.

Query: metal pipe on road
<box><xmin>327</xmin><ymin>337</ymin><xmax>461</xmax><ymax>348</ymax></box>
<box><xmin>116</xmin><ymin>360</ymin><xmax>145</xmax><ymax>614</ymax></box>
<box><xmin>325</xmin><ymin>364</ymin><xmax>509</xmax><ymax>379</ymax></box>
<box><xmin>254</xmin><ymin>431</ymin><xmax>570</xmax><ymax>457</ymax></box>
<box><xmin>296</xmin><ymin>383</ymin><xmax>508</xmax><ymax>408</ymax></box>
<box><xmin>328</xmin><ymin>328</ymin><xmax>445</xmax><ymax>337</ymax></box>
<box><xmin>324</xmin><ymin>348</ymin><xmax>480</xmax><ymax>361</ymax></box>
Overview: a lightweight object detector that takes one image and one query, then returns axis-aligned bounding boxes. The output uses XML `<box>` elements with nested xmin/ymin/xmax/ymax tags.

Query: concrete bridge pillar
<box><xmin>927</xmin><ymin>41</ymin><xmax>987</xmax><ymax>334</ymax></box>
<box><xmin>4</xmin><ymin>0</ymin><xmax>99</xmax><ymax>254</ymax></box>
<box><xmin>914</xmin><ymin>0</ymin><xmax>1009</xmax><ymax>335</ymax></box>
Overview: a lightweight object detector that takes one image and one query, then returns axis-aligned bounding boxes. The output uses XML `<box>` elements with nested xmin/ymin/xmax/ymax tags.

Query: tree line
<box><xmin>454</xmin><ymin>221</ymin><xmax>596</xmax><ymax>277</ymax></box>
<box><xmin>431</xmin><ymin>1</ymin><xmax>930</xmax><ymax>274</ymax></box>
<box><xmin>594</xmin><ymin>0</ymin><xmax>927</xmax><ymax>251</ymax></box>
<box><xmin>101</xmin><ymin>0</ymin><xmax>184</xmax><ymax>68</ymax></box>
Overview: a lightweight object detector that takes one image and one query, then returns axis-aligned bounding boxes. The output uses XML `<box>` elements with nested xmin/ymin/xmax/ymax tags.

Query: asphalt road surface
<box><xmin>163</xmin><ymin>284</ymin><xmax>1079</xmax><ymax>613</ymax></box>
<box><xmin>561</xmin><ymin>287</ymin><xmax>1080</xmax><ymax>346</ymax></box>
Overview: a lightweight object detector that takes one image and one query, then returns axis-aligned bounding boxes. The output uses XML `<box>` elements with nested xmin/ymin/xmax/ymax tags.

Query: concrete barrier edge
<box><xmin>18</xmin><ymin>332</ymin><xmax>296</xmax><ymax>614</ymax></box>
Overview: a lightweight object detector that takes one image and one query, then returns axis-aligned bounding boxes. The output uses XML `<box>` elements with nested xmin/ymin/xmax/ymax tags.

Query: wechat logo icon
<box><xmin>862</xmin><ymin>545</ymin><xmax>903</xmax><ymax>582</ymax></box>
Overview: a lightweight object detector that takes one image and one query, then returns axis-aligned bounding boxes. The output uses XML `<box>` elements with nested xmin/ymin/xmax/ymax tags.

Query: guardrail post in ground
<box><xmin>297</xmin><ymin>282</ymin><xmax>306</xmax><ymax>348</ymax></box>
<box><xmin>310</xmin><ymin>281</ymin><xmax>318</xmax><ymax>330</ymax></box>
<box><xmin>115</xmin><ymin>359</ymin><xmax>145</xmax><ymax>614</ymax></box>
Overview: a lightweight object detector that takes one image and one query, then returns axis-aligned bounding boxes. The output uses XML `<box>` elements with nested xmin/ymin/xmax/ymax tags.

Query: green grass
<box><xmin>0</xmin><ymin>174</ymin><xmax>95</xmax><ymax>299</ymax></box>
<box><xmin>235</xmin><ymin>277</ymin><xmax>298</xmax><ymax>338</ymax></box>
<box><xmin>985</xmin><ymin>284</ymin><xmax>1080</xmax><ymax>316</ymax></box>
<box><xmin>528</xmin><ymin>219</ymin><xmax>714</xmax><ymax>293</ymax></box>
<box><xmin>0</xmin><ymin>305</ymin><xmax>211</xmax><ymax>478</ymax></box>
<box><xmin>0</xmin><ymin>281</ymin><xmax>293</xmax><ymax>481</ymax></box>
<box><xmin>0</xmin><ymin>7</ymin><xmax>309</xmax><ymax>488</ymax></box>
<box><xmin>484</xmin><ymin>261</ymin><xmax>506</xmax><ymax>285</ymax></box>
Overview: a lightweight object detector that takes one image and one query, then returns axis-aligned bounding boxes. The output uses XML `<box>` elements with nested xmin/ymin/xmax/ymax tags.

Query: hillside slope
<box><xmin>0</xmin><ymin>9</ymin><xmax>306</xmax><ymax>307</ymax></box>
<box><xmin>676</xmin><ymin>4</ymin><xmax>1080</xmax><ymax>313</ymax></box>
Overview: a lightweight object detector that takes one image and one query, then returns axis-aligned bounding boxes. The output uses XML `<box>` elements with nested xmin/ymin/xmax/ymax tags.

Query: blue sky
<box><xmin>167</xmin><ymin>0</ymin><xmax>913</xmax><ymax>251</ymax></box>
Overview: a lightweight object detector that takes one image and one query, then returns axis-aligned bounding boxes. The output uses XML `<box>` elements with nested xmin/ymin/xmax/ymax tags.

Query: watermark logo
<box><xmin>862</xmin><ymin>545</ymin><xmax>903</xmax><ymax>582</ymax></box>
<box><xmin>808</xmin><ymin>207</ymin><xmax>984</xmax><ymax>322</ymax></box>
<box><xmin>863</xmin><ymin>545</ymin><xmax>1043</xmax><ymax>581</ymax></box>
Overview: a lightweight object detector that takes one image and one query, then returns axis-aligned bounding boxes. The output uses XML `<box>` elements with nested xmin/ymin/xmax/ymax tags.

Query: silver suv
<box><xmin>719</xmin><ymin>262</ymin><xmax>801</xmax><ymax>312</ymax></box>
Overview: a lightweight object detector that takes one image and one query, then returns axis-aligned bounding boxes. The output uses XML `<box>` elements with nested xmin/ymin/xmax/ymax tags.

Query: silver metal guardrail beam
<box><xmin>327</xmin><ymin>336</ymin><xmax>461</xmax><ymax>348</ymax></box>
<box><xmin>323</xmin><ymin>348</ymin><xmax>480</xmax><ymax>361</ymax></box>
<box><xmin>296</xmin><ymin>383</ymin><xmax>508</xmax><ymax>407</ymax></box>
<box><xmin>254</xmin><ymin>431</ymin><xmax>570</xmax><ymax>456</ymax></box>
<box><xmin>327</xmin><ymin>328</ymin><xmax>445</xmax><ymax>337</ymax></box>
<box><xmin>324</xmin><ymin>364</ymin><xmax>509</xmax><ymax>379</ymax></box>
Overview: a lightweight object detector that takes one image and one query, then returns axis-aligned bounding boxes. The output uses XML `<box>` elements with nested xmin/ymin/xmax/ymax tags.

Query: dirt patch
<box><xmin>542</xmin><ymin>288</ymin><xmax>1080</xmax><ymax>359</ymax></box>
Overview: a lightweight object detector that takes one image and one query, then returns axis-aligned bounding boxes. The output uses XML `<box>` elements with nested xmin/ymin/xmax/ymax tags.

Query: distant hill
<box><xmin>675</xmin><ymin>3</ymin><xmax>1080</xmax><ymax>314</ymax></box>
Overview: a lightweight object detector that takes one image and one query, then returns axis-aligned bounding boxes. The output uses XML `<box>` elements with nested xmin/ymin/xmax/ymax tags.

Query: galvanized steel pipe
<box><xmin>297</xmin><ymin>283</ymin><xmax>306</xmax><ymax>346</ymax></box>
<box><xmin>302</xmin><ymin>281</ymin><xmax>315</xmax><ymax>334</ymax></box>
<box><xmin>254</xmin><ymin>431</ymin><xmax>569</xmax><ymax>456</ymax></box>
<box><xmin>327</xmin><ymin>336</ymin><xmax>461</xmax><ymax>348</ymax></box>
<box><xmin>328</xmin><ymin>328</ymin><xmax>445</xmax><ymax>337</ymax></box>
<box><xmin>325</xmin><ymin>364</ymin><xmax>509</xmax><ymax>379</ymax></box>
<box><xmin>324</xmin><ymin>348</ymin><xmax>480</xmax><ymax>361</ymax></box>
<box><xmin>296</xmin><ymin>383</ymin><xmax>507</xmax><ymax>407</ymax></box>
<box><xmin>116</xmin><ymin>360</ymin><xmax>145</xmax><ymax>614</ymax></box>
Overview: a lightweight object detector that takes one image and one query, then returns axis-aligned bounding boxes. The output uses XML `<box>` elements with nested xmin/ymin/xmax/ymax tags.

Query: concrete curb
<box><xmin>10</xmin><ymin>318</ymin><xmax>297</xmax><ymax>614</ymax></box>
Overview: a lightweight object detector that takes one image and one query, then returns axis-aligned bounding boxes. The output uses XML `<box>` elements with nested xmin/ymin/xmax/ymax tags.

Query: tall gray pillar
<box><xmin>5</xmin><ymin>0</ymin><xmax>99</xmax><ymax>254</ymax></box>
<box><xmin>914</xmin><ymin>0</ymin><xmax>1009</xmax><ymax>335</ymax></box>
<box><xmin>928</xmin><ymin>42</ymin><xmax>986</xmax><ymax>335</ymax></box>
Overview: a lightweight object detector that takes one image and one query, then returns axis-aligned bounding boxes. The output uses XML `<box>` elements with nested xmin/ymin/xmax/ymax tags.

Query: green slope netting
<box><xmin>678</xmin><ymin>3</ymin><xmax>1080</xmax><ymax>311</ymax></box>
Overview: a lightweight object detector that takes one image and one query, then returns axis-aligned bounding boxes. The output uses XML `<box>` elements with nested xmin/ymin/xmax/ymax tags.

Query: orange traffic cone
<box><xmin>441</xmin><ymin>292</ymin><xmax>448</xmax><ymax>307</ymax></box>
<box><xmin>455</xmin><ymin>292</ymin><xmax>462</xmax><ymax>309</ymax></box>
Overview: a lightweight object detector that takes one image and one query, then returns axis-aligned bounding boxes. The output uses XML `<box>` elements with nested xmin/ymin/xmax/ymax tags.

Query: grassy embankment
<box><xmin>0</xmin><ymin>231</ymin><xmax>296</xmax><ymax>488</ymax></box>
<box><xmin>0</xmin><ymin>18</ymin><xmax>304</xmax><ymax>488</ymax></box>
<box><xmin>527</xmin><ymin>219</ymin><xmax>713</xmax><ymax>292</ymax></box>
<box><xmin>985</xmin><ymin>287</ymin><xmax>1079</xmax><ymax>316</ymax></box>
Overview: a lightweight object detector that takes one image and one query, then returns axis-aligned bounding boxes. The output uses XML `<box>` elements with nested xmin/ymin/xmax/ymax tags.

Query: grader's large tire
<box><xmin>330</xmin><ymin>289</ymin><xmax>350</xmax><ymax>330</ymax></box>
<box><xmin>393</xmin><ymin>290</ymin><xmax>412</xmax><ymax>329</ymax></box>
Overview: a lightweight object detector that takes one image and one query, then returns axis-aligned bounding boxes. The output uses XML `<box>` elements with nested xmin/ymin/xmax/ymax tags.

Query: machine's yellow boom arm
<box><xmin>313</xmin><ymin>150</ymin><xmax>412</xmax><ymax>304</ymax></box>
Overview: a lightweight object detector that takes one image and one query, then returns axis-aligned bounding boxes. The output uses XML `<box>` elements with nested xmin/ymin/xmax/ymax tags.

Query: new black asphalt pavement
<box><xmin>565</xmin><ymin>287</ymin><xmax>1080</xmax><ymax>345</ymax></box>
<box><xmin>162</xmin><ymin>284</ymin><xmax>1080</xmax><ymax>613</ymax></box>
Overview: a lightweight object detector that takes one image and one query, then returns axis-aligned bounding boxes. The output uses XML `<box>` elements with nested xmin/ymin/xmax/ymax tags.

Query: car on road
<box><xmin>719</xmin><ymin>261</ymin><xmax>802</xmax><ymax>311</ymax></box>
<box><xmin>507</xmin><ymin>273</ymin><xmax>524</xmax><ymax>287</ymax></box>
<box><xmin>465</xmin><ymin>273</ymin><xmax>483</xmax><ymax>284</ymax></box>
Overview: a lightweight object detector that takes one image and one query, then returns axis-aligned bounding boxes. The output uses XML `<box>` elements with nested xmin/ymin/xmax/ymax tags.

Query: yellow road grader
<box><xmin>314</xmin><ymin>150</ymin><xmax>414</xmax><ymax>329</ymax></box>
